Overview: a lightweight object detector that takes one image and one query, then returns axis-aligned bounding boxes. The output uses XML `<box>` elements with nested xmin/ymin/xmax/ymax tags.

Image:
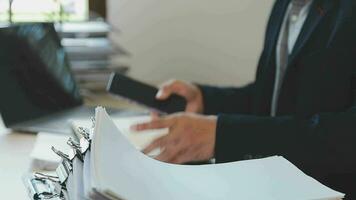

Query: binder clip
<box><xmin>91</xmin><ymin>116</ymin><xmax>96</xmax><ymax>129</ymax></box>
<box><xmin>51</xmin><ymin>146</ymin><xmax>73</xmax><ymax>164</ymax></box>
<box><xmin>51</xmin><ymin>146</ymin><xmax>73</xmax><ymax>185</ymax></box>
<box><xmin>56</xmin><ymin>160</ymin><xmax>72</xmax><ymax>185</ymax></box>
<box><xmin>67</xmin><ymin>138</ymin><xmax>84</xmax><ymax>162</ymax></box>
<box><xmin>76</xmin><ymin>126</ymin><xmax>91</xmax><ymax>154</ymax></box>
<box><xmin>34</xmin><ymin>172</ymin><xmax>61</xmax><ymax>184</ymax></box>
<box><xmin>74</xmin><ymin>116</ymin><xmax>95</xmax><ymax>155</ymax></box>
<box><xmin>23</xmin><ymin>173</ymin><xmax>64</xmax><ymax>200</ymax></box>
<box><xmin>77</xmin><ymin>127</ymin><xmax>91</xmax><ymax>141</ymax></box>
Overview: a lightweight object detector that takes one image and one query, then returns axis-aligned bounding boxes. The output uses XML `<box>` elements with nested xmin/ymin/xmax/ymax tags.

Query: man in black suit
<box><xmin>132</xmin><ymin>0</ymin><xmax>356</xmax><ymax>197</ymax></box>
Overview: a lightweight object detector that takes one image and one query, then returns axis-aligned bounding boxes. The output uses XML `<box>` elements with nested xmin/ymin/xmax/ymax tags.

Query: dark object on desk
<box><xmin>0</xmin><ymin>23</ymin><xmax>121</xmax><ymax>134</ymax></box>
<box><xmin>107</xmin><ymin>73</ymin><xmax>187</xmax><ymax>114</ymax></box>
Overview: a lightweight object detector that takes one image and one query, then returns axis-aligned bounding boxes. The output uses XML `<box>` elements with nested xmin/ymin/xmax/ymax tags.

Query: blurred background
<box><xmin>108</xmin><ymin>0</ymin><xmax>273</xmax><ymax>86</ymax></box>
<box><xmin>0</xmin><ymin>1</ymin><xmax>275</xmax><ymax>199</ymax></box>
<box><xmin>0</xmin><ymin>0</ymin><xmax>273</xmax><ymax>87</ymax></box>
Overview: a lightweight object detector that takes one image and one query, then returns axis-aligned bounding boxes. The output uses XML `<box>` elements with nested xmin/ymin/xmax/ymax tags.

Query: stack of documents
<box><xmin>23</xmin><ymin>107</ymin><xmax>345</xmax><ymax>200</ymax></box>
<box><xmin>55</xmin><ymin>21</ymin><xmax>111</xmax><ymax>38</ymax></box>
<box><xmin>56</xmin><ymin>21</ymin><xmax>130</xmax><ymax>92</ymax></box>
<box><xmin>62</xmin><ymin>38</ymin><xmax>119</xmax><ymax>61</ymax></box>
<box><xmin>83</xmin><ymin>107</ymin><xmax>344</xmax><ymax>200</ymax></box>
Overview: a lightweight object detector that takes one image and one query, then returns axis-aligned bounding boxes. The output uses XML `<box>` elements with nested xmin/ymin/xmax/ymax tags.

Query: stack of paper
<box><xmin>55</xmin><ymin>21</ymin><xmax>111</xmax><ymax>38</ymax></box>
<box><xmin>84</xmin><ymin>107</ymin><xmax>344</xmax><ymax>200</ymax></box>
<box><xmin>55</xmin><ymin>21</ymin><xmax>130</xmax><ymax>92</ymax></box>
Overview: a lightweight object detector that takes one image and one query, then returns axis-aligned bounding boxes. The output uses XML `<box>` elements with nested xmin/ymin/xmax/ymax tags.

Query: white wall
<box><xmin>108</xmin><ymin>0</ymin><xmax>273</xmax><ymax>86</ymax></box>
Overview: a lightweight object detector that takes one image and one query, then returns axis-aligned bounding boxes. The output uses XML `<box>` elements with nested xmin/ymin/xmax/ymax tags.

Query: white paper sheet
<box><xmin>83</xmin><ymin>151</ymin><xmax>92</xmax><ymax>199</ymax></box>
<box><xmin>66</xmin><ymin>157</ymin><xmax>85</xmax><ymax>200</ymax></box>
<box><xmin>90</xmin><ymin>107</ymin><xmax>344</xmax><ymax>200</ymax></box>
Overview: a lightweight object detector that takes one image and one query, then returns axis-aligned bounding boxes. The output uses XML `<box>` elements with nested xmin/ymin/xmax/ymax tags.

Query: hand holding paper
<box><xmin>132</xmin><ymin>112</ymin><xmax>217</xmax><ymax>164</ymax></box>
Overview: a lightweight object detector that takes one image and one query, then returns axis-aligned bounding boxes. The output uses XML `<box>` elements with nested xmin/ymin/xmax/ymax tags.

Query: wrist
<box><xmin>205</xmin><ymin>115</ymin><xmax>217</xmax><ymax>158</ymax></box>
<box><xmin>194</xmin><ymin>86</ymin><xmax>205</xmax><ymax>113</ymax></box>
<box><xmin>206</xmin><ymin>115</ymin><xmax>217</xmax><ymax>130</ymax></box>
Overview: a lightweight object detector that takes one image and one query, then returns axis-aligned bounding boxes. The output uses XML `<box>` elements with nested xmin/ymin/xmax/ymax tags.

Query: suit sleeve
<box><xmin>214</xmin><ymin>67</ymin><xmax>356</xmax><ymax>178</ymax></box>
<box><xmin>198</xmin><ymin>83</ymin><xmax>255</xmax><ymax>115</ymax></box>
<box><xmin>215</xmin><ymin>2</ymin><xmax>356</xmax><ymax>176</ymax></box>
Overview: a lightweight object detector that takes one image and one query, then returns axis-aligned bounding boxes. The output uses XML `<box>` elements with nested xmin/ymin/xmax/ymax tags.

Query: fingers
<box><xmin>131</xmin><ymin>116</ymin><xmax>174</xmax><ymax>131</ymax></box>
<box><xmin>156</xmin><ymin>88</ymin><xmax>172</xmax><ymax>100</ymax></box>
<box><xmin>145</xmin><ymin>134</ymin><xmax>211</xmax><ymax>164</ymax></box>
<box><xmin>156</xmin><ymin>80</ymin><xmax>185</xmax><ymax>100</ymax></box>
<box><xmin>156</xmin><ymin>145</ymin><xmax>194</xmax><ymax>164</ymax></box>
<box><xmin>155</xmin><ymin>145</ymin><xmax>181</xmax><ymax>162</ymax></box>
<box><xmin>143</xmin><ymin>135</ymin><xmax>180</xmax><ymax>159</ymax></box>
<box><xmin>143</xmin><ymin>127</ymin><xmax>184</xmax><ymax>162</ymax></box>
<box><xmin>143</xmin><ymin>136</ymin><xmax>168</xmax><ymax>154</ymax></box>
<box><xmin>138</xmin><ymin>113</ymin><xmax>215</xmax><ymax>164</ymax></box>
<box><xmin>150</xmin><ymin>112</ymin><xmax>160</xmax><ymax>120</ymax></box>
<box><xmin>170</xmin><ymin>146</ymin><xmax>208</xmax><ymax>164</ymax></box>
<box><xmin>170</xmin><ymin>151</ymin><xmax>190</xmax><ymax>164</ymax></box>
<box><xmin>143</xmin><ymin>133</ymin><xmax>179</xmax><ymax>153</ymax></box>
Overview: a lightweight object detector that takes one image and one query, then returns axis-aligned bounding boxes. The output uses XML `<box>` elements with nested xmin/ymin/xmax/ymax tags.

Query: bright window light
<box><xmin>0</xmin><ymin>0</ymin><xmax>89</xmax><ymax>22</ymax></box>
<box><xmin>0</xmin><ymin>0</ymin><xmax>9</xmax><ymax>22</ymax></box>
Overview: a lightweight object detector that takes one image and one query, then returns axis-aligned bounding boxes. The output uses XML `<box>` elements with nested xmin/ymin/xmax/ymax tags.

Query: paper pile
<box><xmin>84</xmin><ymin>107</ymin><xmax>344</xmax><ymax>200</ymax></box>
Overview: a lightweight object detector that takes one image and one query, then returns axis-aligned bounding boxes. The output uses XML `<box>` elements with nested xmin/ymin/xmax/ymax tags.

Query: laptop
<box><xmin>0</xmin><ymin>23</ymin><xmax>121</xmax><ymax>134</ymax></box>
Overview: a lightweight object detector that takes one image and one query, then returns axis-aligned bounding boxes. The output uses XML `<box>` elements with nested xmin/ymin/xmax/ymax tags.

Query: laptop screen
<box><xmin>0</xmin><ymin>23</ymin><xmax>82</xmax><ymax>127</ymax></box>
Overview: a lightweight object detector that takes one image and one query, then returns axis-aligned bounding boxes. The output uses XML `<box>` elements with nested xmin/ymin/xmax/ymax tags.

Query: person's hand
<box><xmin>156</xmin><ymin>80</ymin><xmax>204</xmax><ymax>113</ymax></box>
<box><xmin>131</xmin><ymin>113</ymin><xmax>217</xmax><ymax>164</ymax></box>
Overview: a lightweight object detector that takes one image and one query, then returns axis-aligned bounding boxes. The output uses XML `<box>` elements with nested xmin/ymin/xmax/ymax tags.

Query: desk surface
<box><xmin>0</xmin><ymin>93</ymin><xmax>142</xmax><ymax>199</ymax></box>
<box><xmin>0</xmin><ymin>130</ymin><xmax>35</xmax><ymax>199</ymax></box>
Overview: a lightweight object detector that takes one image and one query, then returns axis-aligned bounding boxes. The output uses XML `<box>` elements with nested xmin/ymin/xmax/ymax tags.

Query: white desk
<box><xmin>0</xmin><ymin>94</ymin><xmax>142</xmax><ymax>199</ymax></box>
<box><xmin>0</xmin><ymin>128</ymin><xmax>36</xmax><ymax>199</ymax></box>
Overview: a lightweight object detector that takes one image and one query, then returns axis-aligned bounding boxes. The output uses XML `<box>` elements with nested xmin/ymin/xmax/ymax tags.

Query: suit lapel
<box><xmin>265</xmin><ymin>0</ymin><xmax>291</xmax><ymax>64</ymax></box>
<box><xmin>288</xmin><ymin>0</ymin><xmax>333</xmax><ymax>65</ymax></box>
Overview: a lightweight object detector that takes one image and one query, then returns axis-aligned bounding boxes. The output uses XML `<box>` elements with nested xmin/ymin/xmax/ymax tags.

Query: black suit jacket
<box><xmin>200</xmin><ymin>0</ymin><xmax>356</xmax><ymax>197</ymax></box>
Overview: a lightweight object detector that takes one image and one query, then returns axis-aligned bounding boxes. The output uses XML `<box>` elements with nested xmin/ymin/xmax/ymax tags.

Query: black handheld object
<box><xmin>107</xmin><ymin>73</ymin><xmax>187</xmax><ymax>114</ymax></box>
